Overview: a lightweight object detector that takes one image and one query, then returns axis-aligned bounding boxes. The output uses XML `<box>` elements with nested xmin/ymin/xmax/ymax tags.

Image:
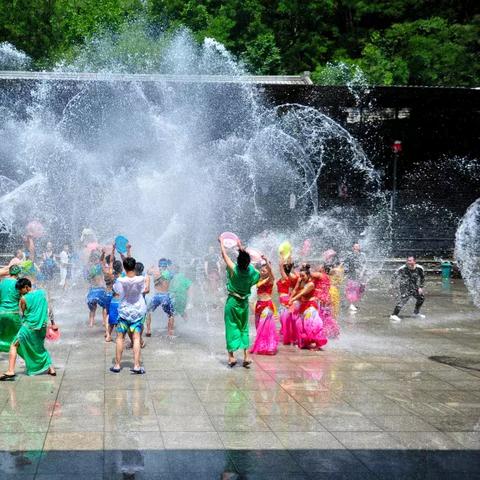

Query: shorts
<box><xmin>148</xmin><ymin>293</ymin><xmax>175</xmax><ymax>317</ymax></box>
<box><xmin>117</xmin><ymin>317</ymin><xmax>143</xmax><ymax>334</ymax></box>
<box><xmin>108</xmin><ymin>298</ymin><xmax>120</xmax><ymax>325</ymax></box>
<box><xmin>87</xmin><ymin>287</ymin><xmax>107</xmax><ymax>311</ymax></box>
<box><xmin>103</xmin><ymin>291</ymin><xmax>113</xmax><ymax>311</ymax></box>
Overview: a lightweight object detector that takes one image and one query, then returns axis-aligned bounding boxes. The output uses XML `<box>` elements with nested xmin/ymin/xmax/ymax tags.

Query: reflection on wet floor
<box><xmin>0</xmin><ymin>278</ymin><xmax>479</xmax><ymax>478</ymax></box>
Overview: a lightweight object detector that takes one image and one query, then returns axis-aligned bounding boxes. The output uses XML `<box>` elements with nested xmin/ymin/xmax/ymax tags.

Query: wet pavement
<box><xmin>0</xmin><ymin>278</ymin><xmax>479</xmax><ymax>479</ymax></box>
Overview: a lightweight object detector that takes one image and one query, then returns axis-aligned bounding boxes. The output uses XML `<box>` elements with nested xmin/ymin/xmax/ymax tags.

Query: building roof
<box><xmin>0</xmin><ymin>70</ymin><xmax>313</xmax><ymax>85</ymax></box>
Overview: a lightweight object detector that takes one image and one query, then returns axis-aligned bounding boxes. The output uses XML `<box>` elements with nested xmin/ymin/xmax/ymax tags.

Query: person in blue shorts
<box><xmin>86</xmin><ymin>251</ymin><xmax>107</xmax><ymax>328</ymax></box>
<box><xmin>146</xmin><ymin>259</ymin><xmax>175</xmax><ymax>337</ymax></box>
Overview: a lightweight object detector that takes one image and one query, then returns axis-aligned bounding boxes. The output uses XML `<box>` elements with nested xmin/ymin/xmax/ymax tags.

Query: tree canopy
<box><xmin>0</xmin><ymin>0</ymin><xmax>478</xmax><ymax>86</ymax></box>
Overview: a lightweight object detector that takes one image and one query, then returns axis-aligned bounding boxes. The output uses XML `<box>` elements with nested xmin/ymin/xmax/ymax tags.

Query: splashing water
<box><xmin>0</xmin><ymin>22</ymin><xmax>389</xmax><ymax>276</ymax></box>
<box><xmin>455</xmin><ymin>199</ymin><xmax>480</xmax><ymax>308</ymax></box>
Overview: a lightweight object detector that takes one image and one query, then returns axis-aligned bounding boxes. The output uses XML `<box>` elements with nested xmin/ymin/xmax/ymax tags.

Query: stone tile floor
<box><xmin>0</xmin><ymin>278</ymin><xmax>479</xmax><ymax>479</ymax></box>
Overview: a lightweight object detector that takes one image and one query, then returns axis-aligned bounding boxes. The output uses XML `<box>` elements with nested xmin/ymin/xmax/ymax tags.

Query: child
<box><xmin>86</xmin><ymin>251</ymin><xmax>107</xmax><ymax>328</ymax></box>
<box><xmin>0</xmin><ymin>278</ymin><xmax>56</xmax><ymax>380</ymax></box>
<box><xmin>110</xmin><ymin>257</ymin><xmax>146</xmax><ymax>374</ymax></box>
<box><xmin>146</xmin><ymin>259</ymin><xmax>175</xmax><ymax>337</ymax></box>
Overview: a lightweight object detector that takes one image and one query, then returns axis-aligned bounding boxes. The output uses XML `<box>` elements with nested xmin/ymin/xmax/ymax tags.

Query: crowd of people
<box><xmin>0</xmin><ymin>228</ymin><xmax>427</xmax><ymax>379</ymax></box>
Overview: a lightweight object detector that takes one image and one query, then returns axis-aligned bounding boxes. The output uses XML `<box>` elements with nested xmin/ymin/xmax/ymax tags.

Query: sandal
<box><xmin>48</xmin><ymin>369</ymin><xmax>57</xmax><ymax>376</ymax></box>
<box><xmin>109</xmin><ymin>366</ymin><xmax>121</xmax><ymax>373</ymax></box>
<box><xmin>242</xmin><ymin>360</ymin><xmax>253</xmax><ymax>369</ymax></box>
<box><xmin>146</xmin><ymin>332</ymin><xmax>152</xmax><ymax>337</ymax></box>
<box><xmin>227</xmin><ymin>360</ymin><xmax>237</xmax><ymax>368</ymax></box>
<box><xmin>0</xmin><ymin>373</ymin><xmax>16</xmax><ymax>381</ymax></box>
<box><xmin>130</xmin><ymin>367</ymin><xmax>146</xmax><ymax>375</ymax></box>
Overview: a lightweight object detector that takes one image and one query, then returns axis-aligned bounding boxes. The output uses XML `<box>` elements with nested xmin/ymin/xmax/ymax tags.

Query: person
<box><xmin>277</xmin><ymin>257</ymin><xmax>298</xmax><ymax>345</ymax></box>
<box><xmin>0</xmin><ymin>265</ymin><xmax>22</xmax><ymax>352</ymax></box>
<box><xmin>8</xmin><ymin>249</ymin><xmax>26</xmax><ymax>267</ymax></box>
<box><xmin>390</xmin><ymin>255</ymin><xmax>426</xmax><ymax>323</ymax></box>
<box><xmin>343</xmin><ymin>243</ymin><xmax>367</xmax><ymax>312</ymax></box>
<box><xmin>146</xmin><ymin>259</ymin><xmax>175</xmax><ymax>337</ymax></box>
<box><xmin>86</xmin><ymin>251</ymin><xmax>107</xmax><ymax>328</ymax></box>
<box><xmin>219</xmin><ymin>237</ymin><xmax>260</xmax><ymax>368</ymax></box>
<box><xmin>40</xmin><ymin>241</ymin><xmax>57</xmax><ymax>282</ymax></box>
<box><xmin>328</xmin><ymin>261</ymin><xmax>344</xmax><ymax>319</ymax></box>
<box><xmin>110</xmin><ymin>257</ymin><xmax>146</xmax><ymax>374</ymax></box>
<box><xmin>168</xmin><ymin>264</ymin><xmax>192</xmax><ymax>321</ymax></box>
<box><xmin>0</xmin><ymin>278</ymin><xmax>56</xmax><ymax>380</ymax></box>
<box><xmin>312</xmin><ymin>264</ymin><xmax>340</xmax><ymax>339</ymax></box>
<box><xmin>289</xmin><ymin>264</ymin><xmax>328</xmax><ymax>350</ymax></box>
<box><xmin>103</xmin><ymin>250</ymin><xmax>122</xmax><ymax>342</ymax></box>
<box><xmin>250</xmin><ymin>257</ymin><xmax>278</xmax><ymax>355</ymax></box>
<box><xmin>58</xmin><ymin>244</ymin><xmax>70</xmax><ymax>290</ymax></box>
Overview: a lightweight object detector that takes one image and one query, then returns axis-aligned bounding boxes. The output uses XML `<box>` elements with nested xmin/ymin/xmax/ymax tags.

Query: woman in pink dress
<box><xmin>289</xmin><ymin>264</ymin><xmax>328</xmax><ymax>350</ymax></box>
<box><xmin>276</xmin><ymin>257</ymin><xmax>298</xmax><ymax>345</ymax></box>
<box><xmin>250</xmin><ymin>258</ymin><xmax>279</xmax><ymax>355</ymax></box>
<box><xmin>312</xmin><ymin>264</ymin><xmax>340</xmax><ymax>339</ymax></box>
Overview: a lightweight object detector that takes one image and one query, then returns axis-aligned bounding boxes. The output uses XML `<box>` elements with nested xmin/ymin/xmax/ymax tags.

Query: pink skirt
<box><xmin>279</xmin><ymin>303</ymin><xmax>297</xmax><ymax>345</ymax></box>
<box><xmin>295</xmin><ymin>306</ymin><xmax>328</xmax><ymax>350</ymax></box>
<box><xmin>318</xmin><ymin>305</ymin><xmax>340</xmax><ymax>339</ymax></box>
<box><xmin>250</xmin><ymin>307</ymin><xmax>279</xmax><ymax>355</ymax></box>
<box><xmin>346</xmin><ymin>280</ymin><xmax>364</xmax><ymax>303</ymax></box>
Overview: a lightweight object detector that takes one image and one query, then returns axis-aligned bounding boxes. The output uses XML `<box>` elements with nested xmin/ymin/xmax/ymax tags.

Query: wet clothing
<box><xmin>392</xmin><ymin>264</ymin><xmax>425</xmax><ymax>315</ymax></box>
<box><xmin>87</xmin><ymin>287</ymin><xmax>108</xmax><ymax>310</ymax></box>
<box><xmin>0</xmin><ymin>277</ymin><xmax>21</xmax><ymax>352</ymax></box>
<box><xmin>114</xmin><ymin>276</ymin><xmax>147</xmax><ymax>323</ymax></box>
<box><xmin>169</xmin><ymin>273</ymin><xmax>192</xmax><ymax>316</ymax></box>
<box><xmin>392</xmin><ymin>265</ymin><xmax>425</xmax><ymax>293</ymax></box>
<box><xmin>117</xmin><ymin>318</ymin><xmax>143</xmax><ymax>334</ymax></box>
<box><xmin>148</xmin><ymin>292</ymin><xmax>175</xmax><ymax>317</ymax></box>
<box><xmin>14</xmin><ymin>289</ymin><xmax>52</xmax><ymax>375</ymax></box>
<box><xmin>108</xmin><ymin>297</ymin><xmax>120</xmax><ymax>325</ymax></box>
<box><xmin>224</xmin><ymin>264</ymin><xmax>260</xmax><ymax>352</ymax></box>
<box><xmin>343</xmin><ymin>252</ymin><xmax>367</xmax><ymax>281</ymax></box>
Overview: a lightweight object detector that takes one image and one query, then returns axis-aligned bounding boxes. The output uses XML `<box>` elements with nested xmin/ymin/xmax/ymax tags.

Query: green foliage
<box><xmin>358</xmin><ymin>17</ymin><xmax>480</xmax><ymax>86</ymax></box>
<box><xmin>0</xmin><ymin>0</ymin><xmax>478</xmax><ymax>86</ymax></box>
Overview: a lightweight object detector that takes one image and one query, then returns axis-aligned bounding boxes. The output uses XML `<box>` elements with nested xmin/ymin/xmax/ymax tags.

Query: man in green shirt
<box><xmin>0</xmin><ymin>278</ymin><xmax>56</xmax><ymax>380</ymax></box>
<box><xmin>0</xmin><ymin>265</ymin><xmax>22</xmax><ymax>352</ymax></box>
<box><xmin>219</xmin><ymin>237</ymin><xmax>260</xmax><ymax>368</ymax></box>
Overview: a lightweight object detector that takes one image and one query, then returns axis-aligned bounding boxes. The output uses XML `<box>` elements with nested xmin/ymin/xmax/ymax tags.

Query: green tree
<box><xmin>358</xmin><ymin>17</ymin><xmax>480</xmax><ymax>86</ymax></box>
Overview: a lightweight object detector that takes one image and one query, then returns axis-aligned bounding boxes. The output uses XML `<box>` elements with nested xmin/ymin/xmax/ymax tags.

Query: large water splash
<box><xmin>455</xmin><ymin>199</ymin><xmax>480</xmax><ymax>308</ymax></box>
<box><xmin>0</xmin><ymin>22</ymin><xmax>389</xmax><ymax>271</ymax></box>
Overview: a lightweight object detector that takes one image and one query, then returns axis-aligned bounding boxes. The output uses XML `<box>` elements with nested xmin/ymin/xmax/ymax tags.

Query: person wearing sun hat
<box><xmin>0</xmin><ymin>265</ymin><xmax>22</xmax><ymax>352</ymax></box>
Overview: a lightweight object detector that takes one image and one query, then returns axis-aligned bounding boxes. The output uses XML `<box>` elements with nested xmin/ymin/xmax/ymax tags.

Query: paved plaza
<box><xmin>0</xmin><ymin>277</ymin><xmax>479</xmax><ymax>479</ymax></box>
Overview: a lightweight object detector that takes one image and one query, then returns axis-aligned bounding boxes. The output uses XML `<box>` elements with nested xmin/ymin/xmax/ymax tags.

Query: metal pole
<box><xmin>391</xmin><ymin>152</ymin><xmax>398</xmax><ymax>214</ymax></box>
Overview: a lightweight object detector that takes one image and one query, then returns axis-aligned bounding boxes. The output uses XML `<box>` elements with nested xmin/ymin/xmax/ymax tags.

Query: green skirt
<box><xmin>224</xmin><ymin>295</ymin><xmax>250</xmax><ymax>352</ymax></box>
<box><xmin>0</xmin><ymin>311</ymin><xmax>21</xmax><ymax>353</ymax></box>
<box><xmin>14</xmin><ymin>325</ymin><xmax>52</xmax><ymax>376</ymax></box>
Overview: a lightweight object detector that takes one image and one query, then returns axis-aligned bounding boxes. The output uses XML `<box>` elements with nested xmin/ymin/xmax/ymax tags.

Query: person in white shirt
<box><xmin>58</xmin><ymin>244</ymin><xmax>70</xmax><ymax>290</ymax></box>
<box><xmin>110</xmin><ymin>257</ymin><xmax>146</xmax><ymax>374</ymax></box>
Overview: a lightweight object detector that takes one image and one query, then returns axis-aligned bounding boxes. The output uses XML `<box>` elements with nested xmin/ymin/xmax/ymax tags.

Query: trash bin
<box><xmin>440</xmin><ymin>261</ymin><xmax>452</xmax><ymax>279</ymax></box>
